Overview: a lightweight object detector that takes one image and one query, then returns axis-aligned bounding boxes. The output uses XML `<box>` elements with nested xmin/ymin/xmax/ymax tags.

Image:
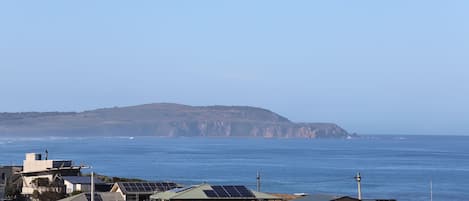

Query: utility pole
<box><xmin>430</xmin><ymin>180</ymin><xmax>433</xmax><ymax>201</ymax></box>
<box><xmin>256</xmin><ymin>171</ymin><xmax>261</xmax><ymax>192</ymax></box>
<box><xmin>91</xmin><ymin>171</ymin><xmax>95</xmax><ymax>201</ymax></box>
<box><xmin>354</xmin><ymin>172</ymin><xmax>362</xmax><ymax>200</ymax></box>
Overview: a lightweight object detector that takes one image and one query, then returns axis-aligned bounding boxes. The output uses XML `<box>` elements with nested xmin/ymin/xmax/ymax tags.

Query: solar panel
<box><xmin>121</xmin><ymin>183</ymin><xmax>128</xmax><ymax>191</ymax></box>
<box><xmin>224</xmin><ymin>186</ymin><xmax>242</xmax><ymax>197</ymax></box>
<box><xmin>137</xmin><ymin>185</ymin><xmax>145</xmax><ymax>192</ymax></box>
<box><xmin>235</xmin><ymin>186</ymin><xmax>255</xmax><ymax>197</ymax></box>
<box><xmin>212</xmin><ymin>186</ymin><xmax>230</xmax><ymax>197</ymax></box>
<box><xmin>161</xmin><ymin>182</ymin><xmax>177</xmax><ymax>191</ymax></box>
<box><xmin>203</xmin><ymin>190</ymin><xmax>219</xmax><ymax>198</ymax></box>
<box><xmin>120</xmin><ymin>182</ymin><xmax>179</xmax><ymax>193</ymax></box>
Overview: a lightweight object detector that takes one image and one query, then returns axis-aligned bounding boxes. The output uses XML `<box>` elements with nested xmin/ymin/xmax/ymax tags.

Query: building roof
<box><xmin>363</xmin><ymin>199</ymin><xmax>397</xmax><ymax>201</ymax></box>
<box><xmin>94</xmin><ymin>183</ymin><xmax>114</xmax><ymax>192</ymax></box>
<box><xmin>58</xmin><ymin>192</ymin><xmax>124</xmax><ymax>201</ymax></box>
<box><xmin>20</xmin><ymin>166</ymin><xmax>82</xmax><ymax>175</ymax></box>
<box><xmin>150</xmin><ymin>183</ymin><xmax>280</xmax><ymax>200</ymax></box>
<box><xmin>332</xmin><ymin>197</ymin><xmax>360</xmax><ymax>201</ymax></box>
<box><xmin>111</xmin><ymin>182</ymin><xmax>180</xmax><ymax>194</ymax></box>
<box><xmin>63</xmin><ymin>176</ymin><xmax>104</xmax><ymax>184</ymax></box>
<box><xmin>270</xmin><ymin>193</ymin><xmax>303</xmax><ymax>201</ymax></box>
<box><xmin>292</xmin><ymin>194</ymin><xmax>343</xmax><ymax>201</ymax></box>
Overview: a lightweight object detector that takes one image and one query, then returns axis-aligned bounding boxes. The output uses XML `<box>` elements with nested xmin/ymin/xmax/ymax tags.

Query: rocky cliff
<box><xmin>0</xmin><ymin>103</ymin><xmax>350</xmax><ymax>138</ymax></box>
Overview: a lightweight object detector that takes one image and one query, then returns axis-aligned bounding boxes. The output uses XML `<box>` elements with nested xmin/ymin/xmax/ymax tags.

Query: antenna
<box><xmin>354</xmin><ymin>172</ymin><xmax>362</xmax><ymax>200</ymax></box>
<box><xmin>45</xmin><ymin>149</ymin><xmax>48</xmax><ymax>160</ymax></box>
<box><xmin>256</xmin><ymin>171</ymin><xmax>261</xmax><ymax>192</ymax></box>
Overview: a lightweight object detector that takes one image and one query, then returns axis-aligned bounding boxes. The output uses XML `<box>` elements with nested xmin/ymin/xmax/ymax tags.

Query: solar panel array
<box><xmin>85</xmin><ymin>193</ymin><xmax>103</xmax><ymax>201</ymax></box>
<box><xmin>120</xmin><ymin>182</ymin><xmax>178</xmax><ymax>193</ymax></box>
<box><xmin>203</xmin><ymin>185</ymin><xmax>255</xmax><ymax>198</ymax></box>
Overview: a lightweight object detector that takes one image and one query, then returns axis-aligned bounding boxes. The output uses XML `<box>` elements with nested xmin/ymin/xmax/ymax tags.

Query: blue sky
<box><xmin>1</xmin><ymin>1</ymin><xmax>468</xmax><ymax>135</ymax></box>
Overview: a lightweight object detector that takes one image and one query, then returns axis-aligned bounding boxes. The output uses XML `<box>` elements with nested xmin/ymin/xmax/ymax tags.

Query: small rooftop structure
<box><xmin>150</xmin><ymin>183</ymin><xmax>282</xmax><ymax>201</ymax></box>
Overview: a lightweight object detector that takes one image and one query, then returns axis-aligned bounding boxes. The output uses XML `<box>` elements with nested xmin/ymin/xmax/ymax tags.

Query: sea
<box><xmin>0</xmin><ymin>135</ymin><xmax>468</xmax><ymax>201</ymax></box>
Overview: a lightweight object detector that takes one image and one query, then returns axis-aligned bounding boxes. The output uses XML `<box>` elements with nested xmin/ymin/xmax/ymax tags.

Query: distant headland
<box><xmin>0</xmin><ymin>103</ymin><xmax>350</xmax><ymax>138</ymax></box>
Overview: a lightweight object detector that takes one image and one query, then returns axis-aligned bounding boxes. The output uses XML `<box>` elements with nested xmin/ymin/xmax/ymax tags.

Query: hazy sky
<box><xmin>1</xmin><ymin>1</ymin><xmax>468</xmax><ymax>135</ymax></box>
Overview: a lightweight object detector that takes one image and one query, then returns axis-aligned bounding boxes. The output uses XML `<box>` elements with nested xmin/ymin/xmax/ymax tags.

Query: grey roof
<box><xmin>362</xmin><ymin>199</ymin><xmax>397</xmax><ymax>201</ymax></box>
<box><xmin>58</xmin><ymin>192</ymin><xmax>124</xmax><ymax>201</ymax></box>
<box><xmin>332</xmin><ymin>196</ymin><xmax>360</xmax><ymax>201</ymax></box>
<box><xmin>292</xmin><ymin>194</ymin><xmax>343</xmax><ymax>201</ymax></box>
<box><xmin>63</xmin><ymin>176</ymin><xmax>104</xmax><ymax>184</ymax></box>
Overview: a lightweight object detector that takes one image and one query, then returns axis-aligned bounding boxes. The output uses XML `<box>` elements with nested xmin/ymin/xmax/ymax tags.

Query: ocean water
<box><xmin>0</xmin><ymin>135</ymin><xmax>468</xmax><ymax>201</ymax></box>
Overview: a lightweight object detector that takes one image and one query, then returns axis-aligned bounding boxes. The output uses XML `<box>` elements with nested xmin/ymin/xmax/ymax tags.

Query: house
<box><xmin>58</xmin><ymin>192</ymin><xmax>125</xmax><ymax>201</ymax></box>
<box><xmin>110</xmin><ymin>182</ymin><xmax>180</xmax><ymax>201</ymax></box>
<box><xmin>63</xmin><ymin>176</ymin><xmax>105</xmax><ymax>194</ymax></box>
<box><xmin>150</xmin><ymin>183</ymin><xmax>283</xmax><ymax>201</ymax></box>
<box><xmin>0</xmin><ymin>166</ymin><xmax>22</xmax><ymax>185</ymax></box>
<box><xmin>0</xmin><ymin>166</ymin><xmax>22</xmax><ymax>200</ymax></box>
<box><xmin>20</xmin><ymin>153</ymin><xmax>82</xmax><ymax>197</ymax></box>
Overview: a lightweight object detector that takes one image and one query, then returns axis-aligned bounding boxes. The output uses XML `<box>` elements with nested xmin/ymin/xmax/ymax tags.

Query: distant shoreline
<box><xmin>0</xmin><ymin>134</ymin><xmax>468</xmax><ymax>141</ymax></box>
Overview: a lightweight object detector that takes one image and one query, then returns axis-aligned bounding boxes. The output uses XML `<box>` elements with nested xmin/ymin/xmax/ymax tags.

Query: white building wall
<box><xmin>79</xmin><ymin>184</ymin><xmax>92</xmax><ymax>192</ymax></box>
<box><xmin>64</xmin><ymin>182</ymin><xmax>93</xmax><ymax>193</ymax></box>
<box><xmin>64</xmin><ymin>180</ymin><xmax>75</xmax><ymax>194</ymax></box>
<box><xmin>23</xmin><ymin>153</ymin><xmax>54</xmax><ymax>173</ymax></box>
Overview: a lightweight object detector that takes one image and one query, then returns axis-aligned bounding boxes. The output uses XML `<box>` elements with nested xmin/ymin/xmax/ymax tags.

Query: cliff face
<box><xmin>0</xmin><ymin>103</ymin><xmax>350</xmax><ymax>138</ymax></box>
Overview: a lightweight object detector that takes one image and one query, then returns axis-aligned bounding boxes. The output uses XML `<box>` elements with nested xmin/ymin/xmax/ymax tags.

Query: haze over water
<box><xmin>1</xmin><ymin>135</ymin><xmax>468</xmax><ymax>201</ymax></box>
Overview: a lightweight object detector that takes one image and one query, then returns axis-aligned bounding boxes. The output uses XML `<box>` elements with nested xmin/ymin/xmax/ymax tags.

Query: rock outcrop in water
<box><xmin>0</xmin><ymin>103</ymin><xmax>350</xmax><ymax>138</ymax></box>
